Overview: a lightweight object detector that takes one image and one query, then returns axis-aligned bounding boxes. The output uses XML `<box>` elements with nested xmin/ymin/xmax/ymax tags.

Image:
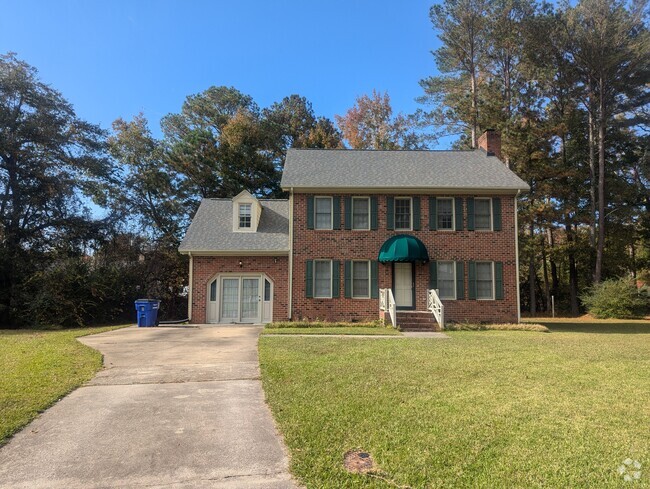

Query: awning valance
<box><xmin>378</xmin><ymin>234</ymin><xmax>430</xmax><ymax>263</ymax></box>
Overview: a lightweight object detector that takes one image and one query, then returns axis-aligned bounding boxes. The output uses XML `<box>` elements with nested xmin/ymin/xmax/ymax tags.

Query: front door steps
<box><xmin>396</xmin><ymin>311</ymin><xmax>440</xmax><ymax>332</ymax></box>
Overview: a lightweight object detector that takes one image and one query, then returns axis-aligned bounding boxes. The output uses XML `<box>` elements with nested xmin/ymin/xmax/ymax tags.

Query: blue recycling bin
<box><xmin>135</xmin><ymin>299</ymin><xmax>160</xmax><ymax>327</ymax></box>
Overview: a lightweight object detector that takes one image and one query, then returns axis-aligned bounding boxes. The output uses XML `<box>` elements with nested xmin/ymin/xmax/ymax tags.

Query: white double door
<box><xmin>207</xmin><ymin>275</ymin><xmax>271</xmax><ymax>324</ymax></box>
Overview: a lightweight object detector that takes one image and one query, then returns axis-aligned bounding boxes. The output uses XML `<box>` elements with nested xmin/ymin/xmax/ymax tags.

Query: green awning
<box><xmin>378</xmin><ymin>234</ymin><xmax>430</xmax><ymax>263</ymax></box>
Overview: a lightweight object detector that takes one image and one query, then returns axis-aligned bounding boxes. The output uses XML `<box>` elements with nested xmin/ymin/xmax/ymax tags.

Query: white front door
<box><xmin>218</xmin><ymin>276</ymin><xmax>262</xmax><ymax>323</ymax></box>
<box><xmin>394</xmin><ymin>262</ymin><xmax>414</xmax><ymax>308</ymax></box>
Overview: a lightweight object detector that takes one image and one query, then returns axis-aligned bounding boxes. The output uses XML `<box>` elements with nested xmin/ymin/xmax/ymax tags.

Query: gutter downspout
<box><xmin>188</xmin><ymin>252</ymin><xmax>193</xmax><ymax>322</ymax></box>
<box><xmin>514</xmin><ymin>191</ymin><xmax>521</xmax><ymax>323</ymax></box>
<box><xmin>288</xmin><ymin>188</ymin><xmax>294</xmax><ymax>320</ymax></box>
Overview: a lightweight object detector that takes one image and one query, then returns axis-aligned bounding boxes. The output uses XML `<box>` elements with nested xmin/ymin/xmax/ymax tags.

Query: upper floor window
<box><xmin>437</xmin><ymin>198</ymin><xmax>454</xmax><ymax>230</ymax></box>
<box><xmin>476</xmin><ymin>262</ymin><xmax>494</xmax><ymax>300</ymax></box>
<box><xmin>394</xmin><ymin>197</ymin><xmax>412</xmax><ymax>231</ymax></box>
<box><xmin>315</xmin><ymin>197</ymin><xmax>333</xmax><ymax>230</ymax></box>
<box><xmin>238</xmin><ymin>203</ymin><xmax>252</xmax><ymax>229</ymax></box>
<box><xmin>352</xmin><ymin>197</ymin><xmax>370</xmax><ymax>230</ymax></box>
<box><xmin>474</xmin><ymin>198</ymin><xmax>492</xmax><ymax>231</ymax></box>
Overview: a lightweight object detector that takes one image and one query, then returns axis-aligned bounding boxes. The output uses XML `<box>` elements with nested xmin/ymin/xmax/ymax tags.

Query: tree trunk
<box><xmin>547</xmin><ymin>226</ymin><xmax>559</xmax><ymax>299</ymax></box>
<box><xmin>470</xmin><ymin>70</ymin><xmax>478</xmax><ymax>148</ymax></box>
<box><xmin>587</xmin><ymin>90</ymin><xmax>597</xmax><ymax>253</ymax></box>
<box><xmin>541</xmin><ymin>228</ymin><xmax>550</xmax><ymax>312</ymax></box>
<box><xmin>565</xmin><ymin>219</ymin><xmax>579</xmax><ymax>316</ymax></box>
<box><xmin>594</xmin><ymin>77</ymin><xmax>606</xmax><ymax>283</ymax></box>
<box><xmin>528</xmin><ymin>221</ymin><xmax>537</xmax><ymax>316</ymax></box>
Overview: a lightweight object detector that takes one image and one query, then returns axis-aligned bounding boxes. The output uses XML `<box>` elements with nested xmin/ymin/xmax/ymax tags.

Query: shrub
<box><xmin>581</xmin><ymin>278</ymin><xmax>648</xmax><ymax>319</ymax></box>
<box><xmin>445</xmin><ymin>323</ymin><xmax>549</xmax><ymax>332</ymax></box>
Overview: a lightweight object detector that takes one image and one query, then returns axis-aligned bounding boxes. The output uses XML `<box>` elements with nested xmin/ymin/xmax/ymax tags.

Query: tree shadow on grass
<box><xmin>536</xmin><ymin>321</ymin><xmax>650</xmax><ymax>334</ymax></box>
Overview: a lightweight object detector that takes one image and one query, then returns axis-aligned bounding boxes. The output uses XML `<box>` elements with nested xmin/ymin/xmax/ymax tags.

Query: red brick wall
<box><xmin>291</xmin><ymin>194</ymin><xmax>519</xmax><ymax>323</ymax></box>
<box><xmin>190</xmin><ymin>255</ymin><xmax>289</xmax><ymax>324</ymax></box>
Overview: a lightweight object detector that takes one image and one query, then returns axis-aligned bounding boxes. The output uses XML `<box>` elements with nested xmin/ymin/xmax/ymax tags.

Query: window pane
<box><xmin>476</xmin><ymin>262</ymin><xmax>493</xmax><ymax>299</ymax></box>
<box><xmin>352</xmin><ymin>261</ymin><xmax>369</xmax><ymax>297</ymax></box>
<box><xmin>352</xmin><ymin>198</ymin><xmax>369</xmax><ymax>229</ymax></box>
<box><xmin>438</xmin><ymin>262</ymin><xmax>455</xmax><ymax>299</ymax></box>
<box><xmin>221</xmin><ymin>279</ymin><xmax>239</xmax><ymax>319</ymax></box>
<box><xmin>314</xmin><ymin>261</ymin><xmax>331</xmax><ymax>297</ymax></box>
<box><xmin>210</xmin><ymin>280</ymin><xmax>217</xmax><ymax>302</ymax></box>
<box><xmin>437</xmin><ymin>199</ymin><xmax>453</xmax><ymax>230</ymax></box>
<box><xmin>395</xmin><ymin>198</ymin><xmax>411</xmax><ymax>230</ymax></box>
<box><xmin>475</xmin><ymin>199</ymin><xmax>491</xmax><ymax>230</ymax></box>
<box><xmin>315</xmin><ymin>198</ymin><xmax>332</xmax><ymax>229</ymax></box>
<box><xmin>239</xmin><ymin>203</ymin><xmax>251</xmax><ymax>228</ymax></box>
<box><xmin>264</xmin><ymin>279</ymin><xmax>271</xmax><ymax>301</ymax></box>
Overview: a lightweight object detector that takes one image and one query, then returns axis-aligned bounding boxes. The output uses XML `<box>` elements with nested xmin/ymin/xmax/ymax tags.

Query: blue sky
<box><xmin>1</xmin><ymin>0</ymin><xmax>444</xmax><ymax>144</ymax></box>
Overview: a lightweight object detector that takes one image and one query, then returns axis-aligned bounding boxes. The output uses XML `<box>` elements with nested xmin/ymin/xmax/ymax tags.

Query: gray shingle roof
<box><xmin>281</xmin><ymin>148</ymin><xmax>530</xmax><ymax>192</ymax></box>
<box><xmin>179</xmin><ymin>199</ymin><xmax>289</xmax><ymax>253</ymax></box>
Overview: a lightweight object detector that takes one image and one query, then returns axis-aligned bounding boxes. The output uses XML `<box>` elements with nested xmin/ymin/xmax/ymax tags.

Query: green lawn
<box><xmin>0</xmin><ymin>326</ymin><xmax>127</xmax><ymax>444</ymax></box>
<box><xmin>263</xmin><ymin>327</ymin><xmax>401</xmax><ymax>336</ymax></box>
<box><xmin>259</xmin><ymin>320</ymin><xmax>650</xmax><ymax>488</ymax></box>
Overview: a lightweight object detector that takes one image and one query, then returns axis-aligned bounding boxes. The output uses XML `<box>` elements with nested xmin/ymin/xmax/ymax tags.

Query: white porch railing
<box><xmin>427</xmin><ymin>288</ymin><xmax>445</xmax><ymax>329</ymax></box>
<box><xmin>379</xmin><ymin>288</ymin><xmax>397</xmax><ymax>328</ymax></box>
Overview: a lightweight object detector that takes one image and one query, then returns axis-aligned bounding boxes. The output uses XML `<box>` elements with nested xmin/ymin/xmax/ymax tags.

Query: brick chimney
<box><xmin>477</xmin><ymin>129</ymin><xmax>501</xmax><ymax>160</ymax></box>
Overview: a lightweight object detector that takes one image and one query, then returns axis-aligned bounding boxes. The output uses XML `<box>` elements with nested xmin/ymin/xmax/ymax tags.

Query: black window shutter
<box><xmin>492</xmin><ymin>197</ymin><xmax>502</xmax><ymax>231</ymax></box>
<box><xmin>344</xmin><ymin>261</ymin><xmax>352</xmax><ymax>298</ymax></box>
<box><xmin>386</xmin><ymin>197</ymin><xmax>394</xmax><ymax>230</ymax></box>
<box><xmin>370</xmin><ymin>197</ymin><xmax>378</xmax><ymax>230</ymax></box>
<box><xmin>429</xmin><ymin>261</ymin><xmax>438</xmax><ymax>289</ymax></box>
<box><xmin>370</xmin><ymin>260</ymin><xmax>379</xmax><ymax>298</ymax></box>
<box><xmin>305</xmin><ymin>260</ymin><xmax>313</xmax><ymax>298</ymax></box>
<box><xmin>455</xmin><ymin>197</ymin><xmax>464</xmax><ymax>231</ymax></box>
<box><xmin>307</xmin><ymin>196</ymin><xmax>314</xmax><ymax>230</ymax></box>
<box><xmin>467</xmin><ymin>197</ymin><xmax>475</xmax><ymax>231</ymax></box>
<box><xmin>495</xmin><ymin>262</ymin><xmax>504</xmax><ymax>300</ymax></box>
<box><xmin>332</xmin><ymin>197</ymin><xmax>341</xmax><ymax>229</ymax></box>
<box><xmin>468</xmin><ymin>261</ymin><xmax>477</xmax><ymax>299</ymax></box>
<box><xmin>413</xmin><ymin>197</ymin><xmax>421</xmax><ymax>230</ymax></box>
<box><xmin>429</xmin><ymin>197</ymin><xmax>437</xmax><ymax>230</ymax></box>
<box><xmin>332</xmin><ymin>260</ymin><xmax>340</xmax><ymax>298</ymax></box>
<box><xmin>456</xmin><ymin>261</ymin><xmax>465</xmax><ymax>299</ymax></box>
<box><xmin>344</xmin><ymin>197</ymin><xmax>352</xmax><ymax>230</ymax></box>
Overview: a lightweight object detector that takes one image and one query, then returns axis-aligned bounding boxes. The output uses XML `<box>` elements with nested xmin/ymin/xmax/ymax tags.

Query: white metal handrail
<box><xmin>427</xmin><ymin>288</ymin><xmax>445</xmax><ymax>329</ymax></box>
<box><xmin>379</xmin><ymin>288</ymin><xmax>397</xmax><ymax>328</ymax></box>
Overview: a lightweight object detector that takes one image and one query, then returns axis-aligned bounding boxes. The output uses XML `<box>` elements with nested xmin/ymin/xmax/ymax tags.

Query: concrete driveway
<box><xmin>0</xmin><ymin>325</ymin><xmax>297</xmax><ymax>488</ymax></box>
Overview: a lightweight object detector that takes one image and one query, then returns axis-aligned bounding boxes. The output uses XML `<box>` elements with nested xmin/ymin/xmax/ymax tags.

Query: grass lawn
<box><xmin>260</xmin><ymin>319</ymin><xmax>650</xmax><ymax>488</ymax></box>
<box><xmin>0</xmin><ymin>325</ymin><xmax>127</xmax><ymax>445</ymax></box>
<box><xmin>263</xmin><ymin>327</ymin><xmax>401</xmax><ymax>336</ymax></box>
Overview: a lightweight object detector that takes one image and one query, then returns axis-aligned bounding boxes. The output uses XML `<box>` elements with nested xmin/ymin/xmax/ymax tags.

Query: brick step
<box><xmin>398</xmin><ymin>322</ymin><xmax>440</xmax><ymax>332</ymax></box>
<box><xmin>395</xmin><ymin>316</ymin><xmax>436</xmax><ymax>323</ymax></box>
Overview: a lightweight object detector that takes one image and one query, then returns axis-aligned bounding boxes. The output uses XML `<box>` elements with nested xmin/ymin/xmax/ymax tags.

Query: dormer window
<box><xmin>239</xmin><ymin>203</ymin><xmax>252</xmax><ymax>229</ymax></box>
<box><xmin>232</xmin><ymin>190</ymin><xmax>262</xmax><ymax>233</ymax></box>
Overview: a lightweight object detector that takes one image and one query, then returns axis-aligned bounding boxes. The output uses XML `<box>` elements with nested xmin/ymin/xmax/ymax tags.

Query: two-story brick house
<box><xmin>179</xmin><ymin>130</ymin><xmax>529</xmax><ymax>329</ymax></box>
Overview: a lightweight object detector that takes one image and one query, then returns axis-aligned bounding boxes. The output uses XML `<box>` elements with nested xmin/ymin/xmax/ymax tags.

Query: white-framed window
<box><xmin>315</xmin><ymin>196</ymin><xmax>333</xmax><ymax>230</ymax></box>
<box><xmin>438</xmin><ymin>261</ymin><xmax>456</xmax><ymax>300</ymax></box>
<box><xmin>238</xmin><ymin>203</ymin><xmax>252</xmax><ymax>229</ymax></box>
<box><xmin>476</xmin><ymin>261</ymin><xmax>494</xmax><ymax>300</ymax></box>
<box><xmin>352</xmin><ymin>197</ymin><xmax>370</xmax><ymax>230</ymax></box>
<box><xmin>437</xmin><ymin>198</ymin><xmax>454</xmax><ymax>231</ymax></box>
<box><xmin>314</xmin><ymin>260</ymin><xmax>332</xmax><ymax>298</ymax></box>
<box><xmin>351</xmin><ymin>260</ymin><xmax>370</xmax><ymax>298</ymax></box>
<box><xmin>474</xmin><ymin>198</ymin><xmax>492</xmax><ymax>231</ymax></box>
<box><xmin>394</xmin><ymin>197</ymin><xmax>412</xmax><ymax>230</ymax></box>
